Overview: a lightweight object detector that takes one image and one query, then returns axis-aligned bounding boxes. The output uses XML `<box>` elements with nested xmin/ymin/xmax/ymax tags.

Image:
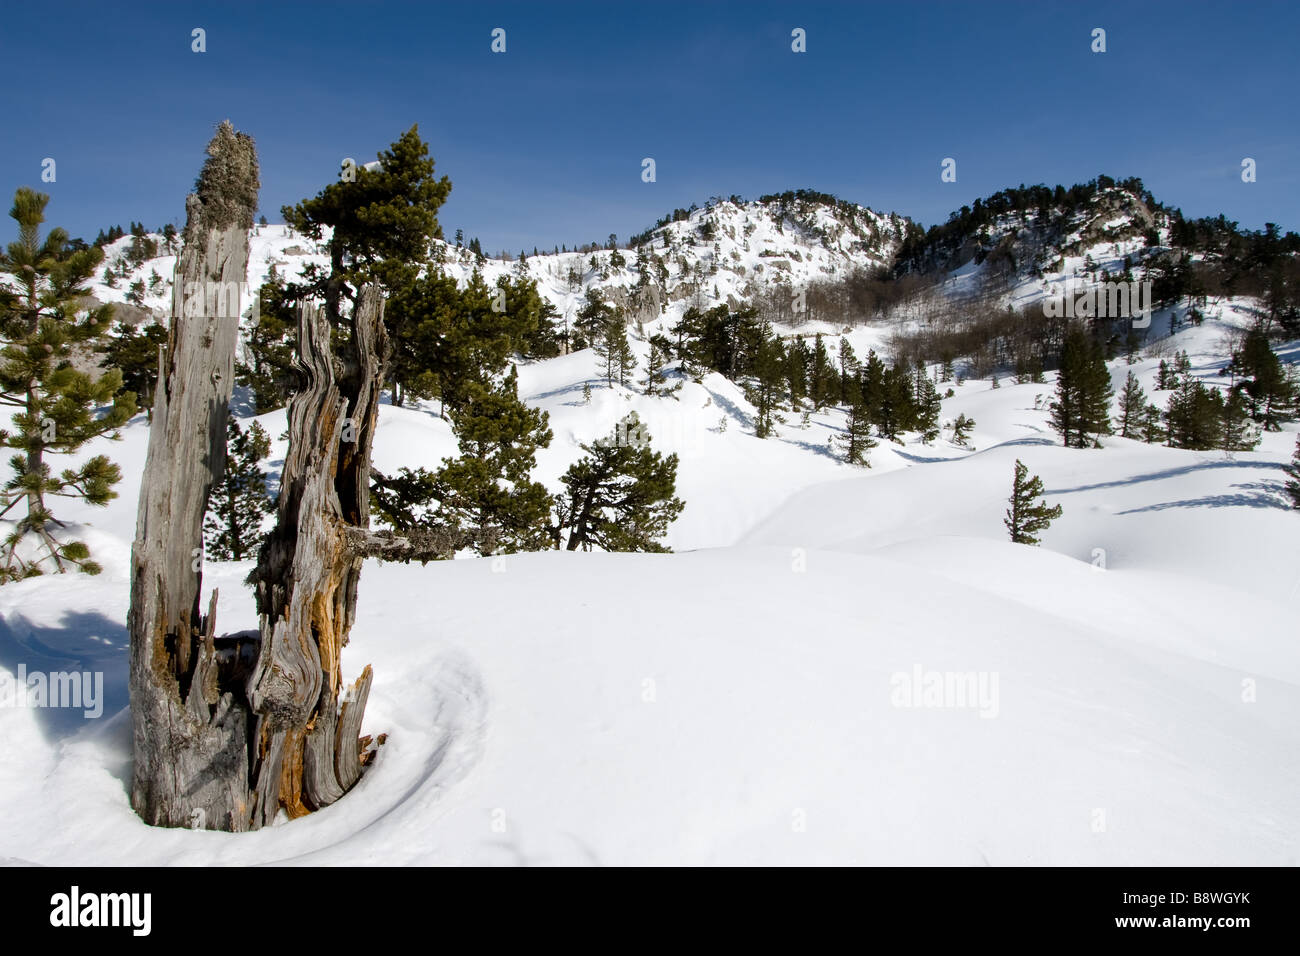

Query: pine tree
<box><xmin>877</xmin><ymin>361</ymin><xmax>916</xmax><ymax>442</ymax></box>
<box><xmin>575</xmin><ymin>288</ymin><xmax>616</xmax><ymax>353</ymax></box>
<box><xmin>0</xmin><ymin>188</ymin><xmax>136</xmax><ymax>581</ymax></box>
<box><xmin>860</xmin><ymin>349</ymin><xmax>886</xmax><ymax>423</ymax></box>
<box><xmin>1004</xmin><ymin>459</ymin><xmax>1062</xmax><ymax>545</ymax></box>
<box><xmin>1078</xmin><ymin>334</ymin><xmax>1115</xmax><ymax>445</ymax></box>
<box><xmin>614</xmin><ymin>322</ymin><xmax>637</xmax><ymax>387</ymax></box>
<box><xmin>529</xmin><ymin>296</ymin><xmax>563</xmax><ymax>361</ymax></box>
<box><xmin>1011</xmin><ymin>356</ymin><xmax>1037</xmax><ymax>383</ymax></box>
<box><xmin>236</xmin><ymin>278</ymin><xmax>296</xmax><ymax>413</ymax></box>
<box><xmin>838</xmin><ymin>337</ymin><xmax>859</xmax><ymax>405</ymax></box>
<box><xmin>951</xmin><ymin>412</ymin><xmax>975</xmax><ymax>447</ymax></box>
<box><xmin>97</xmin><ymin>319</ymin><xmax>168</xmax><ymax>419</ymax></box>
<box><xmin>672</xmin><ymin>304</ymin><xmax>761</xmax><ymax>383</ymax></box>
<box><xmin>386</xmin><ymin>268</ymin><xmax>477</xmax><ymax>412</ymax></box>
<box><xmin>558</xmin><ymin>412</ymin><xmax>684</xmax><ymax>552</ymax></box>
<box><xmin>1164</xmin><ymin>377</ymin><xmax>1225</xmax><ymax>450</ymax></box>
<box><xmin>433</xmin><ymin>367</ymin><xmax>554</xmax><ymax>554</ymax></box>
<box><xmin>593</xmin><ymin>308</ymin><xmax>634</xmax><ymax>387</ymax></box>
<box><xmin>1232</xmin><ymin>327</ymin><xmax>1296</xmax><ymax>430</ymax></box>
<box><xmin>746</xmin><ymin>322</ymin><xmax>785</xmax><ymax>438</ymax></box>
<box><xmin>496</xmin><ymin>273</ymin><xmax>560</xmax><ymax>360</ymax></box>
<box><xmin>370</xmin><ymin>465</ymin><xmax>441</xmax><ymax>533</ymax></box>
<box><xmin>1124</xmin><ymin>329</ymin><xmax>1140</xmax><ymax>365</ymax></box>
<box><xmin>642</xmin><ymin>336</ymin><xmax>679</xmax><ymax>397</ymax></box>
<box><xmin>126</xmin><ymin>221</ymin><xmax>157</xmax><ymax>267</ymax></box>
<box><xmin>282</xmin><ymin>124</ymin><xmax>451</xmax><ymax>331</ymax></box>
<box><xmin>839</xmin><ymin>400</ymin><xmax>877</xmax><ymax>465</ymax></box>
<box><xmin>1138</xmin><ymin>399</ymin><xmax>1166</xmax><ymax>444</ymax></box>
<box><xmin>1218</xmin><ymin>390</ymin><xmax>1260</xmax><ymax>452</ymax></box>
<box><xmin>809</xmin><ymin>333</ymin><xmax>836</xmax><ymax>409</ymax></box>
<box><xmin>1050</xmin><ymin>327</ymin><xmax>1113</xmax><ymax>448</ymax></box>
<box><xmin>1115</xmin><ymin>371</ymin><xmax>1148</xmax><ymax>439</ymax></box>
<box><xmin>670</xmin><ymin>307</ymin><xmax>706</xmax><ymax>381</ymax></box>
<box><xmin>203</xmin><ymin>417</ymin><xmax>273</xmax><ymax>561</ymax></box>
<box><xmin>1284</xmin><ymin>435</ymin><xmax>1300</xmax><ymax>509</ymax></box>
<box><xmin>387</xmin><ymin>269</ymin><xmax>557</xmax><ymax>411</ymax></box>
<box><xmin>1163</xmin><ymin>377</ymin><xmax>1200</xmax><ymax>449</ymax></box>
<box><xmin>785</xmin><ymin>337</ymin><xmax>809</xmax><ymax>408</ymax></box>
<box><xmin>913</xmin><ymin>364</ymin><xmax>942</xmax><ymax>443</ymax></box>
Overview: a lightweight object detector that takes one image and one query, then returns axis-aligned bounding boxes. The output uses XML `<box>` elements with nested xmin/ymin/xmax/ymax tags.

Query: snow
<box><xmin>1</xmin><ymin>193</ymin><xmax>1298</xmax><ymax>865</ymax></box>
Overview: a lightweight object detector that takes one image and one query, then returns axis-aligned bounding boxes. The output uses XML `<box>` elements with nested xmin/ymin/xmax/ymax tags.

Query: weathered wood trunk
<box><xmin>128</xmin><ymin>122</ymin><xmax>260</xmax><ymax>830</ymax></box>
<box><xmin>128</xmin><ymin>124</ymin><xmax>392</xmax><ymax>831</ymax></box>
<box><xmin>244</xmin><ymin>286</ymin><xmax>388</xmax><ymax>823</ymax></box>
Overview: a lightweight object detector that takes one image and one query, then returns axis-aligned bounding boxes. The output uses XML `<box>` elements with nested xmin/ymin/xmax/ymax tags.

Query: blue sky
<box><xmin>1</xmin><ymin>0</ymin><xmax>1296</xmax><ymax>249</ymax></box>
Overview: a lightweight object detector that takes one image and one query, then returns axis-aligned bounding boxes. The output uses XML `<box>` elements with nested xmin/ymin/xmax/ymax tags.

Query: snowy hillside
<box><xmin>2</xmin><ymin>245</ymin><xmax>1297</xmax><ymax>863</ymax></box>
<box><xmin>83</xmin><ymin>180</ymin><xmax>1238</xmax><ymax>394</ymax></box>
<box><xmin>86</xmin><ymin>192</ymin><xmax>907</xmax><ymax>352</ymax></box>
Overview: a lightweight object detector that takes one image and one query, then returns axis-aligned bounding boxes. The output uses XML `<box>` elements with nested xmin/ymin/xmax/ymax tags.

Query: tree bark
<box><xmin>244</xmin><ymin>286</ymin><xmax>388</xmax><ymax>823</ymax></box>
<box><xmin>128</xmin><ymin>121</ymin><xmax>260</xmax><ymax>830</ymax></box>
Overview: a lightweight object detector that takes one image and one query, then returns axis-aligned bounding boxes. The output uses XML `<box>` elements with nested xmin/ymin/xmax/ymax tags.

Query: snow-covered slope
<box><xmin>83</xmin><ymin>181</ymin><xmax>1229</xmax><ymax>397</ymax></box>
<box><xmin>88</xmin><ymin>193</ymin><xmax>904</xmax><ymax>334</ymax></box>
<box><xmin>5</xmin><ymin>542</ymin><xmax>1296</xmax><ymax>866</ymax></box>
<box><xmin>1</xmin><ymin>275</ymin><xmax>1297</xmax><ymax>862</ymax></box>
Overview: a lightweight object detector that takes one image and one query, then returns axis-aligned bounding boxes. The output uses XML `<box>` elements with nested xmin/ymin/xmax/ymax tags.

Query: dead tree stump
<box><xmin>129</xmin><ymin>124</ymin><xmax>397</xmax><ymax>831</ymax></box>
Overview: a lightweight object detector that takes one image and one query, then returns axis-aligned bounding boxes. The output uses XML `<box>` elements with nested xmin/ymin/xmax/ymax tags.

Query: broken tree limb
<box><xmin>246</xmin><ymin>284</ymin><xmax>388</xmax><ymax>823</ymax></box>
<box><xmin>341</xmin><ymin>524</ymin><xmax>495</xmax><ymax>563</ymax></box>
